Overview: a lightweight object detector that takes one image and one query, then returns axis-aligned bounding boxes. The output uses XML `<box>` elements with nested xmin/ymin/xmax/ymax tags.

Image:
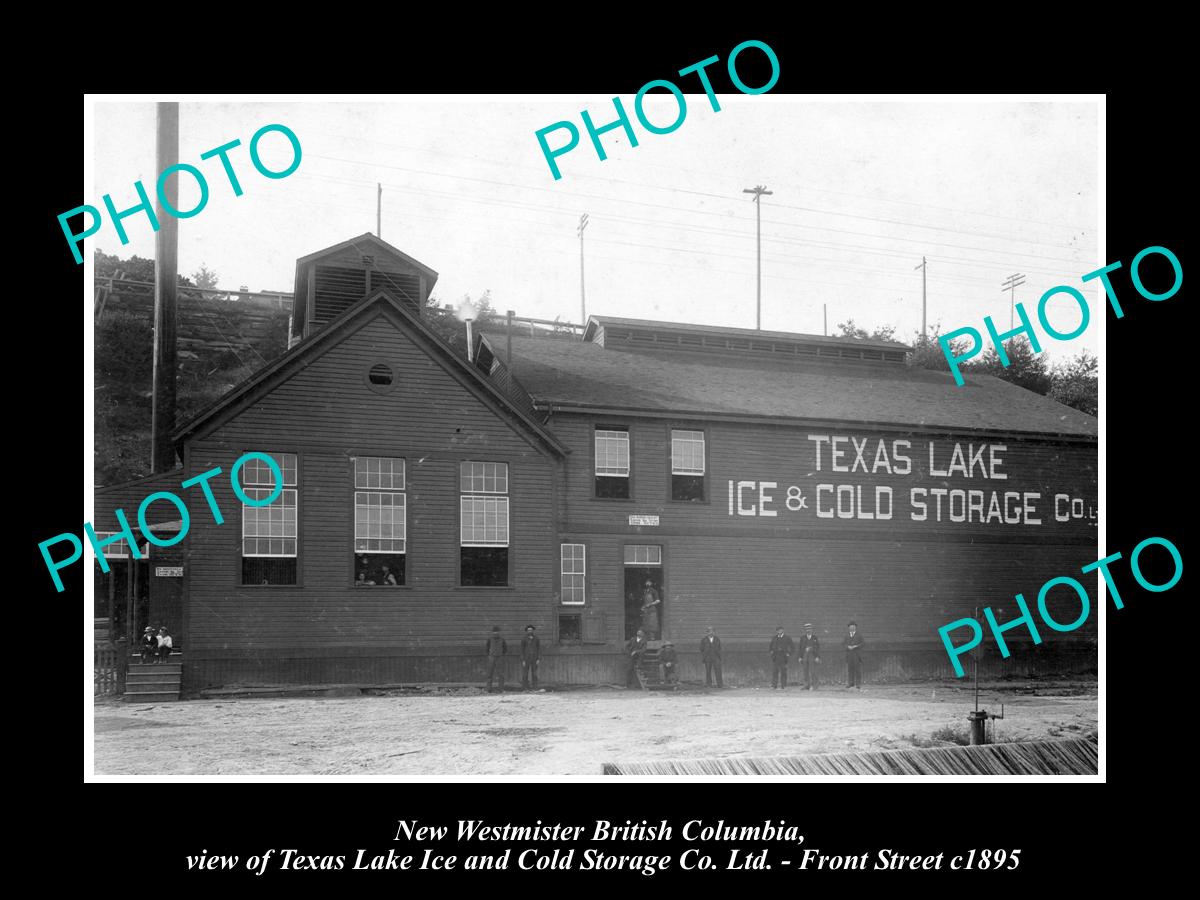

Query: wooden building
<box><xmin>94</xmin><ymin>234</ymin><xmax>1098</xmax><ymax>692</ymax></box>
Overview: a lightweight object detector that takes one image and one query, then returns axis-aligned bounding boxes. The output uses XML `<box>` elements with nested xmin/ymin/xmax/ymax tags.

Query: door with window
<box><xmin>624</xmin><ymin>544</ymin><xmax>664</xmax><ymax>640</ymax></box>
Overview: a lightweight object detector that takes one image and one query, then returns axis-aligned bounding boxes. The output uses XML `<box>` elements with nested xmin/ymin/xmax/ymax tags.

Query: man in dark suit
<box><xmin>769</xmin><ymin>626</ymin><xmax>794</xmax><ymax>689</ymax></box>
<box><xmin>520</xmin><ymin>624</ymin><xmax>541</xmax><ymax>691</ymax></box>
<box><xmin>484</xmin><ymin>626</ymin><xmax>507</xmax><ymax>693</ymax></box>
<box><xmin>700</xmin><ymin>626</ymin><xmax>724</xmax><ymax>688</ymax></box>
<box><xmin>843</xmin><ymin>621</ymin><xmax>865</xmax><ymax>690</ymax></box>
<box><xmin>798</xmin><ymin>623</ymin><xmax>821</xmax><ymax>690</ymax></box>
<box><xmin>625</xmin><ymin>629</ymin><xmax>648</xmax><ymax>688</ymax></box>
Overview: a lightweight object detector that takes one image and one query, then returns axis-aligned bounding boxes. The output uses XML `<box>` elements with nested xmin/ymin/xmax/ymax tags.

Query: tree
<box><xmin>423</xmin><ymin>290</ymin><xmax>495</xmax><ymax>353</ymax></box>
<box><xmin>95</xmin><ymin>248</ymin><xmax>194</xmax><ymax>286</ymax></box>
<box><xmin>1049</xmin><ymin>350</ymin><xmax>1098</xmax><ymax>417</ymax></box>
<box><xmin>973</xmin><ymin>336</ymin><xmax>1053</xmax><ymax>395</ymax></box>
<box><xmin>836</xmin><ymin>318</ymin><xmax>897</xmax><ymax>342</ymax></box>
<box><xmin>907</xmin><ymin>329</ymin><xmax>959</xmax><ymax>372</ymax></box>
<box><xmin>191</xmin><ymin>264</ymin><xmax>220</xmax><ymax>290</ymax></box>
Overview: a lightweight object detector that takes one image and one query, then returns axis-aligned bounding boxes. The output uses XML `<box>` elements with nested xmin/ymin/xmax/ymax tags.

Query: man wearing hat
<box><xmin>798</xmin><ymin>623</ymin><xmax>821</xmax><ymax>690</ymax></box>
<box><xmin>484</xmin><ymin>626</ymin><xmax>508</xmax><ymax>693</ymax></box>
<box><xmin>660</xmin><ymin>641</ymin><xmax>678</xmax><ymax>685</ymax></box>
<box><xmin>520</xmin><ymin>624</ymin><xmax>541</xmax><ymax>691</ymax></box>
<box><xmin>843</xmin><ymin>621</ymin><xmax>865</xmax><ymax>690</ymax></box>
<box><xmin>768</xmin><ymin>626</ymin><xmax>794</xmax><ymax>689</ymax></box>
<box><xmin>625</xmin><ymin>629</ymin><xmax>648</xmax><ymax>688</ymax></box>
<box><xmin>700</xmin><ymin>626</ymin><xmax>724</xmax><ymax>688</ymax></box>
<box><xmin>139</xmin><ymin>626</ymin><xmax>156</xmax><ymax>664</ymax></box>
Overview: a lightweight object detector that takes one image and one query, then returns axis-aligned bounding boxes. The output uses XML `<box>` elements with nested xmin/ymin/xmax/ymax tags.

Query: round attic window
<box><xmin>366</xmin><ymin>362</ymin><xmax>396</xmax><ymax>393</ymax></box>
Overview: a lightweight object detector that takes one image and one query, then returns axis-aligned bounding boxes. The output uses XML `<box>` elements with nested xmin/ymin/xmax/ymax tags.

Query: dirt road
<box><xmin>92</xmin><ymin>682</ymin><xmax>1096</xmax><ymax>776</ymax></box>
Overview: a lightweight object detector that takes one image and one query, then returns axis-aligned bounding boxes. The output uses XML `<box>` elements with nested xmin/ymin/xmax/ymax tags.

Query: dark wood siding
<box><xmin>549</xmin><ymin>410</ymin><xmax>1099</xmax><ymax>648</ymax></box>
<box><xmin>551</xmin><ymin>413</ymin><xmax>1097</xmax><ymax>544</ymax></box>
<box><xmin>182</xmin><ymin>313</ymin><xmax>557</xmax><ymax>651</ymax></box>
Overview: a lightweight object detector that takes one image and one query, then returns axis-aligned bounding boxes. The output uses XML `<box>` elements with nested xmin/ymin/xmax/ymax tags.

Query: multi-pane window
<box><xmin>460</xmin><ymin>461</ymin><xmax>509</xmax><ymax>586</ymax></box>
<box><xmin>354</xmin><ymin>456</ymin><xmax>406</xmax><ymax>586</ymax></box>
<box><xmin>595</xmin><ymin>428</ymin><xmax>630</xmax><ymax>499</ymax></box>
<box><xmin>624</xmin><ymin>544</ymin><xmax>662</xmax><ymax>566</ymax></box>
<box><xmin>241</xmin><ymin>452</ymin><xmax>298</xmax><ymax>585</ymax></box>
<box><xmin>92</xmin><ymin>532</ymin><xmax>131</xmax><ymax>559</ymax></box>
<box><xmin>561</xmin><ymin>543</ymin><xmax>586</xmax><ymax>605</ymax></box>
<box><xmin>671</xmin><ymin>429</ymin><xmax>706</xmax><ymax>501</ymax></box>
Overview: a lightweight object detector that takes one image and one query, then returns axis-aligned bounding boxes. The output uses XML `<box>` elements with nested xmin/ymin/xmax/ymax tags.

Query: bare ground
<box><xmin>92</xmin><ymin>681</ymin><xmax>1097</xmax><ymax>776</ymax></box>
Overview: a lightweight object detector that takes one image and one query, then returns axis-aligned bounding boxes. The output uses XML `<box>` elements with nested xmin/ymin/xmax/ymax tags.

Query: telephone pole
<box><xmin>914</xmin><ymin>256</ymin><xmax>927</xmax><ymax>339</ymax></box>
<box><xmin>743</xmin><ymin>185</ymin><xmax>773</xmax><ymax>329</ymax></box>
<box><xmin>151</xmin><ymin>101</ymin><xmax>179</xmax><ymax>475</ymax></box>
<box><xmin>1002</xmin><ymin>273</ymin><xmax>1026</xmax><ymax>330</ymax></box>
<box><xmin>376</xmin><ymin>183</ymin><xmax>382</xmax><ymax>238</ymax></box>
<box><xmin>577</xmin><ymin>213</ymin><xmax>589</xmax><ymax>334</ymax></box>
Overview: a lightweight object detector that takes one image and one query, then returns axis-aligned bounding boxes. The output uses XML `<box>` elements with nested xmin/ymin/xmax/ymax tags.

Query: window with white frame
<box><xmin>560</xmin><ymin>543</ymin><xmax>586</xmax><ymax>604</ymax></box>
<box><xmin>460</xmin><ymin>461</ymin><xmax>509</xmax><ymax>586</ymax></box>
<box><xmin>353</xmin><ymin>456</ymin><xmax>406</xmax><ymax>586</ymax></box>
<box><xmin>624</xmin><ymin>544</ymin><xmax>662</xmax><ymax>566</ymax></box>
<box><xmin>594</xmin><ymin>427</ymin><xmax>630</xmax><ymax>498</ymax></box>
<box><xmin>671</xmin><ymin>429</ymin><xmax>706</xmax><ymax>501</ymax></box>
<box><xmin>241</xmin><ymin>452</ymin><xmax>298</xmax><ymax>585</ymax></box>
<box><xmin>92</xmin><ymin>532</ymin><xmax>131</xmax><ymax>559</ymax></box>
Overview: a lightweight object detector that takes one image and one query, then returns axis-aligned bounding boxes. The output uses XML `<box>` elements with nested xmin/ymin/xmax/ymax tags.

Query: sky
<box><xmin>89</xmin><ymin>96</ymin><xmax>1099</xmax><ymax>358</ymax></box>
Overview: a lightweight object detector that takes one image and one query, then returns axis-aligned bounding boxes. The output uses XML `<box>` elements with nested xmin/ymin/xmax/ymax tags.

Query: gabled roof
<box><xmin>291</xmin><ymin>234</ymin><xmax>440</xmax><ymax>341</ymax></box>
<box><xmin>172</xmin><ymin>289</ymin><xmax>568</xmax><ymax>456</ymax></box>
<box><xmin>503</xmin><ymin>335</ymin><xmax>1097</xmax><ymax>439</ymax></box>
<box><xmin>294</xmin><ymin>232</ymin><xmax>439</xmax><ymax>281</ymax></box>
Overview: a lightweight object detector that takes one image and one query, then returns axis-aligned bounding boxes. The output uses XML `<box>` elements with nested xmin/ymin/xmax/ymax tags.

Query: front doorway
<box><xmin>623</xmin><ymin>544</ymin><xmax>664</xmax><ymax>640</ymax></box>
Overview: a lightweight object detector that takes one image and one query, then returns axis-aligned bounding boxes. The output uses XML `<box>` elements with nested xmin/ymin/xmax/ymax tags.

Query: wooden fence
<box><xmin>95</xmin><ymin>644</ymin><xmax>124</xmax><ymax>696</ymax></box>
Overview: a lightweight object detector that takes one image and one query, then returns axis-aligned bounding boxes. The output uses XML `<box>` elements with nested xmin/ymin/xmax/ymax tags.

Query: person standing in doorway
<box><xmin>798</xmin><ymin>623</ymin><xmax>821</xmax><ymax>690</ymax></box>
<box><xmin>769</xmin><ymin>626</ymin><xmax>794</xmax><ymax>689</ymax></box>
<box><xmin>520</xmin><ymin>624</ymin><xmax>541</xmax><ymax>691</ymax></box>
<box><xmin>484</xmin><ymin>626</ymin><xmax>508</xmax><ymax>693</ymax></box>
<box><xmin>843</xmin><ymin>621</ymin><xmax>865</xmax><ymax>690</ymax></box>
<box><xmin>640</xmin><ymin>580</ymin><xmax>662</xmax><ymax>640</ymax></box>
<box><xmin>700</xmin><ymin>626</ymin><xmax>724</xmax><ymax>688</ymax></box>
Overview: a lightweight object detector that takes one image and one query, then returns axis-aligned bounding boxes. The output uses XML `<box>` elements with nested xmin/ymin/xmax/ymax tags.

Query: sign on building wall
<box><xmin>723</xmin><ymin>433</ymin><xmax>1096</xmax><ymax>529</ymax></box>
<box><xmin>629</xmin><ymin>515</ymin><xmax>660</xmax><ymax>526</ymax></box>
<box><xmin>155</xmin><ymin>566</ymin><xmax>184</xmax><ymax>577</ymax></box>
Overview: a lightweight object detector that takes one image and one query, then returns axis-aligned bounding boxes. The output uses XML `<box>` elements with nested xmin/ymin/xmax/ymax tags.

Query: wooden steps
<box><xmin>125</xmin><ymin>656</ymin><xmax>182</xmax><ymax>702</ymax></box>
<box><xmin>635</xmin><ymin>643</ymin><xmax>678</xmax><ymax>691</ymax></box>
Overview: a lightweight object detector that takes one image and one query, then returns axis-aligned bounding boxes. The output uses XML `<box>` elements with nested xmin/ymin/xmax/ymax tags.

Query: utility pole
<box><xmin>151</xmin><ymin>101</ymin><xmax>179</xmax><ymax>474</ymax></box>
<box><xmin>1002</xmin><ymin>273</ymin><xmax>1026</xmax><ymax>330</ymax></box>
<box><xmin>742</xmin><ymin>185</ymin><xmax>773</xmax><ymax>329</ymax></box>
<box><xmin>914</xmin><ymin>256</ymin><xmax>927</xmax><ymax>340</ymax></box>
<box><xmin>823</xmin><ymin>303</ymin><xmax>827</xmax><ymax>336</ymax></box>
<box><xmin>377</xmin><ymin>183</ymin><xmax>382</xmax><ymax>238</ymax></box>
<box><xmin>577</xmin><ymin>213</ymin><xmax>589</xmax><ymax>336</ymax></box>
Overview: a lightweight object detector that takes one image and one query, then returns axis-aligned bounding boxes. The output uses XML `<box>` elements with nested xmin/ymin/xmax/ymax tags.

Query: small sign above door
<box><xmin>628</xmin><ymin>515</ymin><xmax>660</xmax><ymax>526</ymax></box>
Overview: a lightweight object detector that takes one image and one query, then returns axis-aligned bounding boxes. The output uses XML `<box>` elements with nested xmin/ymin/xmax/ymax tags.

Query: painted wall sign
<box><xmin>724</xmin><ymin>433</ymin><xmax>1097</xmax><ymax>528</ymax></box>
<box><xmin>629</xmin><ymin>515</ymin><xmax>660</xmax><ymax>526</ymax></box>
<box><xmin>155</xmin><ymin>566</ymin><xmax>184</xmax><ymax>577</ymax></box>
